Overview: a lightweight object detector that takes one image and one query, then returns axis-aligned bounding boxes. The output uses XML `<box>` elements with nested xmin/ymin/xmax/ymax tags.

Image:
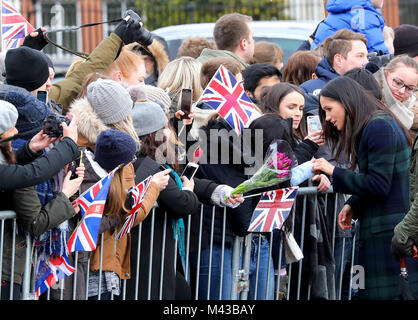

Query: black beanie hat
<box><xmin>4</xmin><ymin>46</ymin><xmax>49</xmax><ymax>92</ymax></box>
<box><xmin>394</xmin><ymin>24</ymin><xmax>418</xmax><ymax>58</ymax></box>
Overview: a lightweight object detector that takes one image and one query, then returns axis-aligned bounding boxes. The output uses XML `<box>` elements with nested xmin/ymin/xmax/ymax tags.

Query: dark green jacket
<box><xmin>332</xmin><ymin>113</ymin><xmax>411</xmax><ymax>234</ymax></box>
<box><xmin>1</xmin><ymin>188</ymin><xmax>75</xmax><ymax>285</ymax></box>
<box><xmin>394</xmin><ymin>134</ymin><xmax>418</xmax><ymax>244</ymax></box>
<box><xmin>197</xmin><ymin>48</ymin><xmax>248</xmax><ymax>70</ymax></box>
<box><xmin>331</xmin><ymin>112</ymin><xmax>412</xmax><ymax>299</ymax></box>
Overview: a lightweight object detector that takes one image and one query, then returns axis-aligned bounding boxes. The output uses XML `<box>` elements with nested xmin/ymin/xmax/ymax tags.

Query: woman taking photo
<box><xmin>312</xmin><ymin>76</ymin><xmax>418</xmax><ymax>300</ymax></box>
<box><xmin>259</xmin><ymin>83</ymin><xmax>325</xmax><ymax>163</ymax></box>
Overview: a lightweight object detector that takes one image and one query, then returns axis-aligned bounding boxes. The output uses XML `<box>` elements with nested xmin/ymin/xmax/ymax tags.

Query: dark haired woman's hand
<box><xmin>311</xmin><ymin>174</ymin><xmax>331</xmax><ymax>192</ymax></box>
<box><xmin>312</xmin><ymin>157</ymin><xmax>335</xmax><ymax>176</ymax></box>
<box><xmin>338</xmin><ymin>204</ymin><xmax>354</xmax><ymax>230</ymax></box>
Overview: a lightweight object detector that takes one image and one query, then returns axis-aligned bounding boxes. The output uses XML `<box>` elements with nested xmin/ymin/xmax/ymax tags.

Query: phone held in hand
<box><xmin>37</xmin><ymin>90</ymin><xmax>48</xmax><ymax>104</ymax></box>
<box><xmin>307</xmin><ymin>115</ymin><xmax>322</xmax><ymax>136</ymax></box>
<box><xmin>68</xmin><ymin>151</ymin><xmax>83</xmax><ymax>180</ymax></box>
<box><xmin>181</xmin><ymin>162</ymin><xmax>199</xmax><ymax>180</ymax></box>
<box><xmin>179</xmin><ymin>88</ymin><xmax>192</xmax><ymax>120</ymax></box>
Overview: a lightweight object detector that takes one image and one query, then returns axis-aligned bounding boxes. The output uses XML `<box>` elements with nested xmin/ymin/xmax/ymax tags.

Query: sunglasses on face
<box><xmin>388</xmin><ymin>73</ymin><xmax>418</xmax><ymax>94</ymax></box>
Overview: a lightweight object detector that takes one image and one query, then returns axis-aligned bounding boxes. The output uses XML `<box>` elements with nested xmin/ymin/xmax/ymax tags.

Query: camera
<box><xmin>123</xmin><ymin>10</ymin><xmax>153</xmax><ymax>46</ymax></box>
<box><xmin>43</xmin><ymin>113</ymin><xmax>71</xmax><ymax>138</ymax></box>
<box><xmin>367</xmin><ymin>52</ymin><xmax>394</xmax><ymax>68</ymax></box>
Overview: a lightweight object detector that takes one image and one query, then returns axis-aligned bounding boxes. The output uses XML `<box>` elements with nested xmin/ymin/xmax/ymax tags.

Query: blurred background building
<box><xmin>11</xmin><ymin>0</ymin><xmax>418</xmax><ymax>71</ymax></box>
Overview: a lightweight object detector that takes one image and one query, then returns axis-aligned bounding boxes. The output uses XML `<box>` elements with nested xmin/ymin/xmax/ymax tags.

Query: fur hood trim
<box><xmin>68</xmin><ymin>97</ymin><xmax>108</xmax><ymax>145</ymax></box>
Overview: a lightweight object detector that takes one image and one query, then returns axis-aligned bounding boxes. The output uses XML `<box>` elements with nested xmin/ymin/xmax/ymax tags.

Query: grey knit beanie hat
<box><xmin>132</xmin><ymin>100</ymin><xmax>168</xmax><ymax>136</ymax></box>
<box><xmin>86</xmin><ymin>79</ymin><xmax>133</xmax><ymax>124</ymax></box>
<box><xmin>0</xmin><ymin>100</ymin><xmax>18</xmax><ymax>135</ymax></box>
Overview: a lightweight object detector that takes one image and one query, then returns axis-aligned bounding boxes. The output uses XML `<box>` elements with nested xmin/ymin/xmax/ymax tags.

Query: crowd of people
<box><xmin>1</xmin><ymin>1</ymin><xmax>418</xmax><ymax>301</ymax></box>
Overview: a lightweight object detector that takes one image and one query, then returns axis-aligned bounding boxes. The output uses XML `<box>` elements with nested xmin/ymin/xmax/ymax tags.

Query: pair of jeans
<box><xmin>1</xmin><ymin>281</ymin><xmax>21</xmax><ymax>300</ymax></box>
<box><xmin>334</xmin><ymin>236</ymin><xmax>353</xmax><ymax>300</ymax></box>
<box><xmin>190</xmin><ymin>245</ymin><xmax>232</xmax><ymax>300</ymax></box>
<box><xmin>248</xmin><ymin>235</ymin><xmax>274</xmax><ymax>300</ymax></box>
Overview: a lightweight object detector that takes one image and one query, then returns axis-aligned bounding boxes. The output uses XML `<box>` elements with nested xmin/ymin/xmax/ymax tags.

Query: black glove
<box><xmin>22</xmin><ymin>27</ymin><xmax>49</xmax><ymax>51</ymax></box>
<box><xmin>114</xmin><ymin>11</ymin><xmax>153</xmax><ymax>46</ymax></box>
<box><xmin>391</xmin><ymin>235</ymin><xmax>414</xmax><ymax>260</ymax></box>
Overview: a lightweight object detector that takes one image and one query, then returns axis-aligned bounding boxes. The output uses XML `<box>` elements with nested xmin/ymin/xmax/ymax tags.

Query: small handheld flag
<box><xmin>116</xmin><ymin>175</ymin><xmax>153</xmax><ymax>240</ymax></box>
<box><xmin>248</xmin><ymin>187</ymin><xmax>299</xmax><ymax>233</ymax></box>
<box><xmin>34</xmin><ymin>254</ymin><xmax>75</xmax><ymax>299</ymax></box>
<box><xmin>67</xmin><ymin>167</ymin><xmax>119</xmax><ymax>252</ymax></box>
<box><xmin>1</xmin><ymin>0</ymin><xmax>35</xmax><ymax>49</ymax></box>
<box><xmin>199</xmin><ymin>65</ymin><xmax>261</xmax><ymax>135</ymax></box>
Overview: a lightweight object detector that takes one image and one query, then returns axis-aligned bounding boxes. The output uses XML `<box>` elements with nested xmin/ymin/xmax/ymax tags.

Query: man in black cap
<box><xmin>394</xmin><ymin>24</ymin><xmax>418</xmax><ymax>62</ymax></box>
<box><xmin>1</xmin><ymin>46</ymin><xmax>51</xmax><ymax>98</ymax></box>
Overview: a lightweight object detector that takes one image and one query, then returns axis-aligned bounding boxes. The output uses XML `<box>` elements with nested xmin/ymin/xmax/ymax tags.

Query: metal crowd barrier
<box><xmin>0</xmin><ymin>187</ymin><xmax>358</xmax><ymax>300</ymax></box>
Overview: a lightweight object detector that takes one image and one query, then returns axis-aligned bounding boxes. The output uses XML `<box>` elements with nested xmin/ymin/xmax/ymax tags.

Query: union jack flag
<box><xmin>34</xmin><ymin>254</ymin><xmax>75</xmax><ymax>299</ymax></box>
<box><xmin>248</xmin><ymin>187</ymin><xmax>299</xmax><ymax>233</ymax></box>
<box><xmin>67</xmin><ymin>167</ymin><xmax>119</xmax><ymax>253</ymax></box>
<box><xmin>199</xmin><ymin>65</ymin><xmax>261</xmax><ymax>135</ymax></box>
<box><xmin>1</xmin><ymin>0</ymin><xmax>34</xmax><ymax>49</ymax></box>
<box><xmin>116</xmin><ymin>175</ymin><xmax>153</xmax><ymax>240</ymax></box>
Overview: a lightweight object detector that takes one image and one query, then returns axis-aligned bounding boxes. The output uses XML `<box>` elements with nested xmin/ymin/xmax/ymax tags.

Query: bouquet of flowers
<box><xmin>229</xmin><ymin>140</ymin><xmax>297</xmax><ymax>197</ymax></box>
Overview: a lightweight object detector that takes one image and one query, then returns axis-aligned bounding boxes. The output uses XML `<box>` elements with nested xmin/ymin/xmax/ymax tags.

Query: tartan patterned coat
<box><xmin>332</xmin><ymin>112</ymin><xmax>418</xmax><ymax>300</ymax></box>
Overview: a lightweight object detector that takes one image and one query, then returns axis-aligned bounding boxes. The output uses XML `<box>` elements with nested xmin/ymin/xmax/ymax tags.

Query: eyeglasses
<box><xmin>388</xmin><ymin>73</ymin><xmax>417</xmax><ymax>94</ymax></box>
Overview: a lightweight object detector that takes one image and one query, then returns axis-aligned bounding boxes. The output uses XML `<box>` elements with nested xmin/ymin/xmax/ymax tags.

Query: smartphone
<box><xmin>307</xmin><ymin>115</ymin><xmax>322</xmax><ymax>136</ymax></box>
<box><xmin>68</xmin><ymin>151</ymin><xmax>83</xmax><ymax>180</ymax></box>
<box><xmin>179</xmin><ymin>88</ymin><xmax>192</xmax><ymax>120</ymax></box>
<box><xmin>181</xmin><ymin>162</ymin><xmax>199</xmax><ymax>180</ymax></box>
<box><xmin>37</xmin><ymin>90</ymin><xmax>48</xmax><ymax>104</ymax></box>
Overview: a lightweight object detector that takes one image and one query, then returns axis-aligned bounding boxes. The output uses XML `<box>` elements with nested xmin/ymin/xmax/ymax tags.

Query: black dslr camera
<box><xmin>43</xmin><ymin>113</ymin><xmax>71</xmax><ymax>138</ymax></box>
<box><xmin>123</xmin><ymin>10</ymin><xmax>153</xmax><ymax>46</ymax></box>
<box><xmin>367</xmin><ymin>51</ymin><xmax>395</xmax><ymax>68</ymax></box>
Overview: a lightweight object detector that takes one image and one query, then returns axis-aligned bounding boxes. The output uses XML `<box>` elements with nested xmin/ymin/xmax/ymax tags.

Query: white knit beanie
<box><xmin>86</xmin><ymin>79</ymin><xmax>133</xmax><ymax>124</ymax></box>
<box><xmin>0</xmin><ymin>100</ymin><xmax>18</xmax><ymax>135</ymax></box>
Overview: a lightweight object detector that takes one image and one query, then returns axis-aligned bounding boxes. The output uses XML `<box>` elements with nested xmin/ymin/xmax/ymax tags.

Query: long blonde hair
<box><xmin>158</xmin><ymin>56</ymin><xmax>203</xmax><ymax>103</ymax></box>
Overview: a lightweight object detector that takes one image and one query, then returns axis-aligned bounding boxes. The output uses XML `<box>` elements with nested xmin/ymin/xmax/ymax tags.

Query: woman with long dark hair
<box><xmin>259</xmin><ymin>83</ymin><xmax>324</xmax><ymax>148</ymax></box>
<box><xmin>312</xmin><ymin>76</ymin><xmax>417</xmax><ymax>300</ymax></box>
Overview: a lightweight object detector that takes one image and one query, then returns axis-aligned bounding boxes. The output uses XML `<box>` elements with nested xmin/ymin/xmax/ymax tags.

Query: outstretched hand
<box><xmin>22</xmin><ymin>27</ymin><xmax>49</xmax><ymax>51</ymax></box>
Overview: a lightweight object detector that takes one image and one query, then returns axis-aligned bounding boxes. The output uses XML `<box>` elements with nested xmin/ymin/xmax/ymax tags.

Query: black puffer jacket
<box><xmin>191</xmin><ymin>118</ymin><xmax>255</xmax><ymax>252</ymax></box>
<box><xmin>0</xmin><ymin>137</ymin><xmax>79</xmax><ymax>191</ymax></box>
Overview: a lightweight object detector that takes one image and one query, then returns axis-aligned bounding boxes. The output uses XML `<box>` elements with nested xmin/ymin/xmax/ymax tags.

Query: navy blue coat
<box><xmin>299</xmin><ymin>57</ymin><xmax>339</xmax><ymax>115</ymax></box>
<box><xmin>311</xmin><ymin>0</ymin><xmax>388</xmax><ymax>54</ymax></box>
